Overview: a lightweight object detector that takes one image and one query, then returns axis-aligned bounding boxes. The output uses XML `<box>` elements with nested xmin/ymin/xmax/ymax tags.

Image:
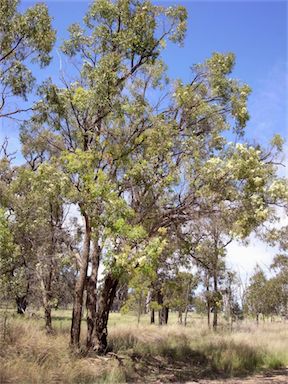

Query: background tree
<box><xmin>245</xmin><ymin>266</ymin><xmax>267</xmax><ymax>324</ymax></box>
<box><xmin>267</xmin><ymin>224</ymin><xmax>288</xmax><ymax>318</ymax></box>
<box><xmin>163</xmin><ymin>271</ymin><xmax>199</xmax><ymax>326</ymax></box>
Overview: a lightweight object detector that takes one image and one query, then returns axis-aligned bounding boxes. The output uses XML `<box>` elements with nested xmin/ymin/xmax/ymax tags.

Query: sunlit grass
<box><xmin>0</xmin><ymin>310</ymin><xmax>287</xmax><ymax>383</ymax></box>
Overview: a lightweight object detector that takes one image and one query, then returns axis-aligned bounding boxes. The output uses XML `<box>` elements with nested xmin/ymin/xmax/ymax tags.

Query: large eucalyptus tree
<box><xmin>21</xmin><ymin>0</ymin><xmax>287</xmax><ymax>354</ymax></box>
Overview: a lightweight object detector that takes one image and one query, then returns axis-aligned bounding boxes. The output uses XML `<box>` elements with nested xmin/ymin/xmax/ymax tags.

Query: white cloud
<box><xmin>226</xmin><ymin>235</ymin><xmax>278</xmax><ymax>280</ymax></box>
<box><xmin>227</xmin><ymin>206</ymin><xmax>288</xmax><ymax>279</ymax></box>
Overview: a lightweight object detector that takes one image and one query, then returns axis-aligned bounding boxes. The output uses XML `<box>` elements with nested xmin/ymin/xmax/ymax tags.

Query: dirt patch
<box><xmin>187</xmin><ymin>368</ymin><xmax>288</xmax><ymax>384</ymax></box>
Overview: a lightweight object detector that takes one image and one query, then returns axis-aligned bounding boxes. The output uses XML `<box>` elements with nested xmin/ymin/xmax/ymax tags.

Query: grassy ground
<box><xmin>0</xmin><ymin>310</ymin><xmax>287</xmax><ymax>383</ymax></box>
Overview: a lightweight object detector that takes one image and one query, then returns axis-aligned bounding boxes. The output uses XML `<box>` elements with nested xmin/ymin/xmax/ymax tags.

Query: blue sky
<box><xmin>56</xmin><ymin>0</ymin><xmax>286</xmax><ymax>144</ymax></box>
<box><xmin>1</xmin><ymin>0</ymin><xmax>287</xmax><ymax>276</ymax></box>
<box><xmin>3</xmin><ymin>0</ymin><xmax>286</xmax><ymax>152</ymax></box>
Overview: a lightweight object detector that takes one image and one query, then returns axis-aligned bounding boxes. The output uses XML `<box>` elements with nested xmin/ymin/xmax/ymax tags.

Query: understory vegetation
<box><xmin>1</xmin><ymin>312</ymin><xmax>287</xmax><ymax>383</ymax></box>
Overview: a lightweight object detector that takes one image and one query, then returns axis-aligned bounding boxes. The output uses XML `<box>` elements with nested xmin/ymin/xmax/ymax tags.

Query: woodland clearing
<box><xmin>0</xmin><ymin>311</ymin><xmax>287</xmax><ymax>384</ymax></box>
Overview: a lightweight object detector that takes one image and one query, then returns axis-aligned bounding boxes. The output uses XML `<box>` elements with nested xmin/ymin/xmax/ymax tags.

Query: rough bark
<box><xmin>93</xmin><ymin>272</ymin><xmax>119</xmax><ymax>354</ymax></box>
<box><xmin>44</xmin><ymin>305</ymin><xmax>52</xmax><ymax>333</ymax></box>
<box><xmin>157</xmin><ymin>289</ymin><xmax>169</xmax><ymax>325</ymax></box>
<box><xmin>86</xmin><ymin>240</ymin><xmax>100</xmax><ymax>348</ymax></box>
<box><xmin>70</xmin><ymin>213</ymin><xmax>91</xmax><ymax>348</ymax></box>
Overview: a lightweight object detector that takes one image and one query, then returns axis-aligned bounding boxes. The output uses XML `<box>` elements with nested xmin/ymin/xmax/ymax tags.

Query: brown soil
<box><xmin>187</xmin><ymin>368</ymin><xmax>288</xmax><ymax>384</ymax></box>
<box><xmin>124</xmin><ymin>352</ymin><xmax>288</xmax><ymax>384</ymax></box>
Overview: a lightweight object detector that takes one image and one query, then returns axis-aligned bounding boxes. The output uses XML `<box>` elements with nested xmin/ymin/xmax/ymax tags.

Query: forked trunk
<box><xmin>157</xmin><ymin>289</ymin><xmax>169</xmax><ymax>325</ymax></box>
<box><xmin>16</xmin><ymin>295</ymin><xmax>27</xmax><ymax>314</ymax></box>
<box><xmin>93</xmin><ymin>272</ymin><xmax>119</xmax><ymax>354</ymax></box>
<box><xmin>70</xmin><ymin>214</ymin><xmax>91</xmax><ymax>348</ymax></box>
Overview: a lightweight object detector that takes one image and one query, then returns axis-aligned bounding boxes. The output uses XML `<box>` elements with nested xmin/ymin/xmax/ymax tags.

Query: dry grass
<box><xmin>0</xmin><ymin>312</ymin><xmax>287</xmax><ymax>383</ymax></box>
<box><xmin>108</xmin><ymin>321</ymin><xmax>288</xmax><ymax>381</ymax></box>
<box><xmin>0</xmin><ymin>316</ymin><xmax>120</xmax><ymax>384</ymax></box>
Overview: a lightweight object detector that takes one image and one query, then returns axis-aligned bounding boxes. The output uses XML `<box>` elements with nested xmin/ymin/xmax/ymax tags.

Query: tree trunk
<box><xmin>151</xmin><ymin>308</ymin><xmax>155</xmax><ymax>324</ymax></box>
<box><xmin>41</xmin><ymin>281</ymin><xmax>52</xmax><ymax>333</ymax></box>
<box><xmin>213</xmin><ymin>271</ymin><xmax>218</xmax><ymax>331</ymax></box>
<box><xmin>184</xmin><ymin>280</ymin><xmax>191</xmax><ymax>327</ymax></box>
<box><xmin>38</xmin><ymin>263</ymin><xmax>53</xmax><ymax>334</ymax></box>
<box><xmin>178</xmin><ymin>310</ymin><xmax>183</xmax><ymax>324</ymax></box>
<box><xmin>16</xmin><ymin>295</ymin><xmax>27</xmax><ymax>314</ymax></box>
<box><xmin>38</xmin><ymin>200</ymin><xmax>58</xmax><ymax>334</ymax></box>
<box><xmin>206</xmin><ymin>281</ymin><xmax>211</xmax><ymax>328</ymax></box>
<box><xmin>137</xmin><ymin>291</ymin><xmax>142</xmax><ymax>325</ymax></box>
<box><xmin>159</xmin><ymin>307</ymin><xmax>169</xmax><ymax>325</ymax></box>
<box><xmin>163</xmin><ymin>306</ymin><xmax>169</xmax><ymax>324</ymax></box>
<box><xmin>157</xmin><ymin>288</ymin><xmax>164</xmax><ymax>325</ymax></box>
<box><xmin>213</xmin><ymin>306</ymin><xmax>218</xmax><ymax>331</ymax></box>
<box><xmin>86</xmin><ymin>239</ymin><xmax>100</xmax><ymax>348</ymax></box>
<box><xmin>156</xmin><ymin>288</ymin><xmax>168</xmax><ymax>325</ymax></box>
<box><xmin>44</xmin><ymin>305</ymin><xmax>52</xmax><ymax>333</ymax></box>
<box><xmin>149</xmin><ymin>288</ymin><xmax>156</xmax><ymax>324</ymax></box>
<box><xmin>93</xmin><ymin>272</ymin><xmax>119</xmax><ymax>354</ymax></box>
<box><xmin>184</xmin><ymin>306</ymin><xmax>188</xmax><ymax>326</ymax></box>
<box><xmin>70</xmin><ymin>213</ymin><xmax>91</xmax><ymax>348</ymax></box>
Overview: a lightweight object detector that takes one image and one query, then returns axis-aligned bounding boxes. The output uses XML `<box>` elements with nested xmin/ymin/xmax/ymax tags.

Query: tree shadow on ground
<box><xmin>122</xmin><ymin>341</ymin><xmax>275</xmax><ymax>383</ymax></box>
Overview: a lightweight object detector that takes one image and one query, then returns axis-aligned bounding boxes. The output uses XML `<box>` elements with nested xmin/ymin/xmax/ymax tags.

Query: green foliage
<box><xmin>0</xmin><ymin>0</ymin><xmax>55</xmax><ymax>115</ymax></box>
<box><xmin>162</xmin><ymin>272</ymin><xmax>198</xmax><ymax>311</ymax></box>
<box><xmin>245</xmin><ymin>267</ymin><xmax>268</xmax><ymax>318</ymax></box>
<box><xmin>0</xmin><ymin>208</ymin><xmax>20</xmax><ymax>298</ymax></box>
